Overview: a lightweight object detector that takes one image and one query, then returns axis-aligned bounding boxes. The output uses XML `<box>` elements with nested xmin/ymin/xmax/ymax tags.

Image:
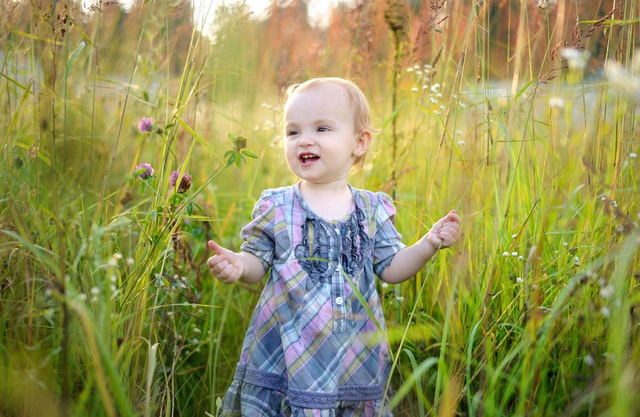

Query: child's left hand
<box><xmin>426</xmin><ymin>210</ymin><xmax>461</xmax><ymax>250</ymax></box>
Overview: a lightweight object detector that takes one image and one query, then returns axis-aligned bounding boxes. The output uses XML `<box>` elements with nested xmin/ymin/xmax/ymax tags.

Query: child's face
<box><xmin>283</xmin><ymin>84</ymin><xmax>369</xmax><ymax>186</ymax></box>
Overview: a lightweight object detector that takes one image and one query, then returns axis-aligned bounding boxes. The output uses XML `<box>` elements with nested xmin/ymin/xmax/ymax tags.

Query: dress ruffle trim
<box><xmin>219</xmin><ymin>380</ymin><xmax>393</xmax><ymax>417</ymax></box>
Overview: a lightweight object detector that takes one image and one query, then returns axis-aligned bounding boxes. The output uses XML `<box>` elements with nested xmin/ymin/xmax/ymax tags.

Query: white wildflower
<box><xmin>512</xmin><ymin>252</ymin><xmax>518</xmax><ymax>257</ymax></box>
<box><xmin>563</xmin><ymin>242</ymin><xmax>568</xmax><ymax>247</ymax></box>
<box><xmin>512</xmin><ymin>234</ymin><xmax>517</xmax><ymax>238</ymax></box>
<box><xmin>584</xmin><ymin>354</ymin><xmax>595</xmax><ymax>366</ymax></box>
<box><xmin>106</xmin><ymin>258</ymin><xmax>117</xmax><ymax>268</ymax></box>
<box><xmin>381</xmin><ymin>282</ymin><xmax>389</xmax><ymax>289</ymax></box>
<box><xmin>193</xmin><ymin>328</ymin><xmax>201</xmax><ymax>334</ymax></box>
<box><xmin>434</xmin><ymin>111</ymin><xmax>441</xmax><ymax>115</ymax></box>
<box><xmin>90</xmin><ymin>287</ymin><xmax>100</xmax><ymax>295</ymax></box>
<box><xmin>574</xmin><ymin>256</ymin><xmax>580</xmax><ymax>265</ymax></box>
<box><xmin>78</xmin><ymin>293</ymin><xmax>87</xmax><ymax>301</ymax></box>
<box><xmin>411</xmin><ymin>87</ymin><xmax>419</xmax><ymax>92</ymax></box>
<box><xmin>605</xmin><ymin>60</ymin><xmax>640</xmax><ymax>101</ymax></box>
<box><xmin>110</xmin><ymin>275</ymin><xmax>117</xmax><ymax>283</ymax></box>
<box><xmin>516</xmin><ymin>277</ymin><xmax>524</xmax><ymax>284</ymax></box>
<box><xmin>601</xmin><ymin>307</ymin><xmax>611</xmax><ymax>318</ymax></box>
<box><xmin>126</xmin><ymin>257</ymin><xmax>135</xmax><ymax>266</ymax></box>
<box><xmin>431</xmin><ymin>84</ymin><xmax>440</xmax><ymax>93</ymax></box>
<box><xmin>600</xmin><ymin>284</ymin><xmax>615</xmax><ymax>299</ymax></box>
<box><xmin>113</xmin><ymin>253</ymin><xmax>123</xmax><ymax>261</ymax></box>
<box><xmin>503</xmin><ymin>252</ymin><xmax>509</xmax><ymax>256</ymax></box>
<box><xmin>548</xmin><ymin>96</ymin><xmax>565</xmax><ymax>109</ymax></box>
<box><xmin>561</xmin><ymin>48</ymin><xmax>590</xmax><ymax>71</ymax></box>
<box><xmin>422</xmin><ymin>85</ymin><xmax>429</xmax><ymax>90</ymax></box>
<box><xmin>630</xmin><ymin>152</ymin><xmax>637</xmax><ymax>159</ymax></box>
<box><xmin>456</xmin><ymin>140</ymin><xmax>466</xmax><ymax>147</ymax></box>
<box><xmin>396</xmin><ymin>296</ymin><xmax>405</xmax><ymax>302</ymax></box>
<box><xmin>430</xmin><ymin>97</ymin><xmax>438</xmax><ymax>104</ymax></box>
<box><xmin>518</xmin><ymin>256</ymin><xmax>524</xmax><ymax>261</ymax></box>
<box><xmin>407</xmin><ymin>68</ymin><xmax>414</xmax><ymax>73</ymax></box>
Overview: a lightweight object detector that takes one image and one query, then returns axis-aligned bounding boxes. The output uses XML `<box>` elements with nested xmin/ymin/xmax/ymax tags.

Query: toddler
<box><xmin>208</xmin><ymin>77</ymin><xmax>461</xmax><ymax>416</ymax></box>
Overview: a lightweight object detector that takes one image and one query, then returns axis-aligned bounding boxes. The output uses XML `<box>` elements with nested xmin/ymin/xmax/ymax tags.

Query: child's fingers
<box><xmin>208</xmin><ymin>240</ymin><xmax>226</xmax><ymax>255</ymax></box>
<box><xmin>447</xmin><ymin>210</ymin><xmax>462</xmax><ymax>223</ymax></box>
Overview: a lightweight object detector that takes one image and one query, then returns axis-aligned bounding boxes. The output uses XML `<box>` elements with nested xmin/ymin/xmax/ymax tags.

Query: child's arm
<box><xmin>207</xmin><ymin>240</ymin><xmax>267</xmax><ymax>284</ymax></box>
<box><xmin>381</xmin><ymin>210</ymin><xmax>461</xmax><ymax>284</ymax></box>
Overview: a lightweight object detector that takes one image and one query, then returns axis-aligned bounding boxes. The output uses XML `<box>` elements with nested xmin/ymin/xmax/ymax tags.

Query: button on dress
<box><xmin>219</xmin><ymin>183</ymin><xmax>406</xmax><ymax>417</ymax></box>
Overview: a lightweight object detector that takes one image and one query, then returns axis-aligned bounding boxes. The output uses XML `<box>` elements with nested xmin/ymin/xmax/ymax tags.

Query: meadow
<box><xmin>1</xmin><ymin>0</ymin><xmax>639</xmax><ymax>416</ymax></box>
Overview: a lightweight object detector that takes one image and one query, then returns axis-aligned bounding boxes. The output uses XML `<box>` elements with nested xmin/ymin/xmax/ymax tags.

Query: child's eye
<box><xmin>317</xmin><ymin>126</ymin><xmax>330</xmax><ymax>132</ymax></box>
<box><xmin>287</xmin><ymin>129</ymin><xmax>299</xmax><ymax>137</ymax></box>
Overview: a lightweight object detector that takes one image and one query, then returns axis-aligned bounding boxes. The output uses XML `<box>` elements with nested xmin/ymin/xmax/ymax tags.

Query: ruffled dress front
<box><xmin>219</xmin><ymin>183</ymin><xmax>406</xmax><ymax>417</ymax></box>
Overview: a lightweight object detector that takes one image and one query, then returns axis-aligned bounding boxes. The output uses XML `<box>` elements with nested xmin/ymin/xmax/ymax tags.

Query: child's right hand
<box><xmin>207</xmin><ymin>240</ymin><xmax>245</xmax><ymax>284</ymax></box>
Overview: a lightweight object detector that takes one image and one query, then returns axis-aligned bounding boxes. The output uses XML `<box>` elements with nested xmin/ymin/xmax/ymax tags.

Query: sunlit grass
<box><xmin>1</xmin><ymin>1</ymin><xmax>639</xmax><ymax>416</ymax></box>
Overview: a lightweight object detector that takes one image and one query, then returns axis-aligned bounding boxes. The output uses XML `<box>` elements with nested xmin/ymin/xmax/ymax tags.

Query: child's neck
<box><xmin>299</xmin><ymin>180</ymin><xmax>353</xmax><ymax>220</ymax></box>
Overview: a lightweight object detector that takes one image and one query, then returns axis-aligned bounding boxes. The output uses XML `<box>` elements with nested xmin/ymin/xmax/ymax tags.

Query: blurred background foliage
<box><xmin>1</xmin><ymin>0</ymin><xmax>639</xmax><ymax>416</ymax></box>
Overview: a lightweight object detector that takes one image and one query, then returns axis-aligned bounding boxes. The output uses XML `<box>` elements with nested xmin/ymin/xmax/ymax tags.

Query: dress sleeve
<box><xmin>240</xmin><ymin>191</ymin><xmax>276</xmax><ymax>272</ymax></box>
<box><xmin>372</xmin><ymin>192</ymin><xmax>407</xmax><ymax>277</ymax></box>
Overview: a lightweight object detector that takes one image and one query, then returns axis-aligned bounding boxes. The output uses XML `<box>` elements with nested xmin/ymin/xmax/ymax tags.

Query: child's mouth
<box><xmin>299</xmin><ymin>153</ymin><xmax>319</xmax><ymax>166</ymax></box>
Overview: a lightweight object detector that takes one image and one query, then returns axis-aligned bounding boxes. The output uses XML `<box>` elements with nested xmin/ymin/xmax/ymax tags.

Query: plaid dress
<box><xmin>220</xmin><ymin>183</ymin><xmax>405</xmax><ymax>417</ymax></box>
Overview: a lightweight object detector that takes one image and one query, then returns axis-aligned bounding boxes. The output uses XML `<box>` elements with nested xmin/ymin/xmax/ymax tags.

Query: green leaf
<box><xmin>241</xmin><ymin>150</ymin><xmax>258</xmax><ymax>159</ymax></box>
<box><xmin>66</xmin><ymin>41</ymin><xmax>86</xmax><ymax>75</ymax></box>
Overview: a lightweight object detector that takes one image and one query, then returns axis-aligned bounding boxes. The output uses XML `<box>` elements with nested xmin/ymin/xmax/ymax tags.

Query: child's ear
<box><xmin>353</xmin><ymin>130</ymin><xmax>372</xmax><ymax>157</ymax></box>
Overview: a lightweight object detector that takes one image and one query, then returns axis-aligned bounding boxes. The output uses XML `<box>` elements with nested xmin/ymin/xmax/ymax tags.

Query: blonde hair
<box><xmin>284</xmin><ymin>77</ymin><xmax>377</xmax><ymax>169</ymax></box>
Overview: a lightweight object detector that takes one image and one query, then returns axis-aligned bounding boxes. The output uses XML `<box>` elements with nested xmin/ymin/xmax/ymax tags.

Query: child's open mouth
<box><xmin>299</xmin><ymin>153</ymin><xmax>319</xmax><ymax>166</ymax></box>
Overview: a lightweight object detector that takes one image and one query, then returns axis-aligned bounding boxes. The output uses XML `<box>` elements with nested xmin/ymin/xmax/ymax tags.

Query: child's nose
<box><xmin>299</xmin><ymin>133</ymin><xmax>315</xmax><ymax>146</ymax></box>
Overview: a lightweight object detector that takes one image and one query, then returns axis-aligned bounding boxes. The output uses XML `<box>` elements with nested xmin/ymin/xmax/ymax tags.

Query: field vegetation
<box><xmin>1</xmin><ymin>0</ymin><xmax>639</xmax><ymax>416</ymax></box>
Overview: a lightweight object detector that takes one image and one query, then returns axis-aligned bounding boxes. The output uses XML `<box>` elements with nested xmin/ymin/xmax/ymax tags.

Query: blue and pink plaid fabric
<box><xmin>219</xmin><ymin>183</ymin><xmax>405</xmax><ymax>416</ymax></box>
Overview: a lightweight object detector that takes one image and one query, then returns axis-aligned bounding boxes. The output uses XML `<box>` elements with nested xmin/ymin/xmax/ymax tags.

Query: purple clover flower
<box><xmin>135</xmin><ymin>163</ymin><xmax>154</xmax><ymax>179</ymax></box>
<box><xmin>138</xmin><ymin>117</ymin><xmax>153</xmax><ymax>133</ymax></box>
<box><xmin>170</xmin><ymin>170</ymin><xmax>192</xmax><ymax>193</ymax></box>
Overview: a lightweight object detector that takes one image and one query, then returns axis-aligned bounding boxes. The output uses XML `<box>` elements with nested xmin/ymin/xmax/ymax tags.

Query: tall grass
<box><xmin>1</xmin><ymin>0</ymin><xmax>639</xmax><ymax>416</ymax></box>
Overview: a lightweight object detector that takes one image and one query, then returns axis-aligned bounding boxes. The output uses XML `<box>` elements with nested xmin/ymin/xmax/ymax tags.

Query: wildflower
<box><xmin>512</xmin><ymin>252</ymin><xmax>518</xmax><ymax>257</ymax></box>
<box><xmin>434</xmin><ymin>110</ymin><xmax>440</xmax><ymax>115</ymax></box>
<box><xmin>78</xmin><ymin>293</ymin><xmax>87</xmax><ymax>301</ymax></box>
<box><xmin>431</xmin><ymin>84</ymin><xmax>440</xmax><ymax>93</ymax></box>
<box><xmin>583</xmin><ymin>354</ymin><xmax>595</xmax><ymax>367</ymax></box>
<box><xmin>135</xmin><ymin>163</ymin><xmax>154</xmax><ymax>179</ymax></box>
<box><xmin>381</xmin><ymin>282</ymin><xmax>389</xmax><ymax>289</ymax></box>
<box><xmin>138</xmin><ymin>117</ymin><xmax>154</xmax><ymax>133</ymax></box>
<box><xmin>422</xmin><ymin>85</ymin><xmax>429</xmax><ymax>90</ymax></box>
<box><xmin>106</xmin><ymin>258</ymin><xmax>118</xmax><ymax>268</ymax></box>
<box><xmin>110</xmin><ymin>275</ymin><xmax>118</xmax><ymax>283</ymax></box>
<box><xmin>605</xmin><ymin>60</ymin><xmax>640</xmax><ymax>101</ymax></box>
<box><xmin>600</xmin><ymin>284</ymin><xmax>615</xmax><ymax>299</ymax></box>
<box><xmin>548</xmin><ymin>96</ymin><xmax>565</xmax><ymax>109</ymax></box>
<box><xmin>456</xmin><ymin>140</ymin><xmax>466</xmax><ymax>147</ymax></box>
<box><xmin>502</xmin><ymin>252</ymin><xmax>509</xmax><ymax>256</ymax></box>
<box><xmin>396</xmin><ymin>296</ymin><xmax>405</xmax><ymax>302</ymax></box>
<box><xmin>193</xmin><ymin>328</ymin><xmax>201</xmax><ymax>334</ymax></box>
<box><xmin>518</xmin><ymin>256</ymin><xmax>524</xmax><ymax>261</ymax></box>
<box><xmin>411</xmin><ymin>87</ymin><xmax>419</xmax><ymax>92</ymax></box>
<box><xmin>512</xmin><ymin>234</ymin><xmax>517</xmax><ymax>238</ymax></box>
<box><xmin>430</xmin><ymin>97</ymin><xmax>438</xmax><ymax>104</ymax></box>
<box><xmin>630</xmin><ymin>153</ymin><xmax>637</xmax><ymax>159</ymax></box>
<box><xmin>560</xmin><ymin>48</ymin><xmax>590</xmax><ymax>71</ymax></box>
<box><xmin>113</xmin><ymin>253</ymin><xmax>123</xmax><ymax>261</ymax></box>
<box><xmin>170</xmin><ymin>170</ymin><xmax>192</xmax><ymax>193</ymax></box>
<box><xmin>574</xmin><ymin>256</ymin><xmax>580</xmax><ymax>266</ymax></box>
<box><xmin>126</xmin><ymin>257</ymin><xmax>135</xmax><ymax>266</ymax></box>
<box><xmin>601</xmin><ymin>306</ymin><xmax>611</xmax><ymax>318</ymax></box>
<box><xmin>563</xmin><ymin>242</ymin><xmax>568</xmax><ymax>247</ymax></box>
<box><xmin>90</xmin><ymin>287</ymin><xmax>100</xmax><ymax>295</ymax></box>
<box><xmin>516</xmin><ymin>277</ymin><xmax>524</xmax><ymax>284</ymax></box>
